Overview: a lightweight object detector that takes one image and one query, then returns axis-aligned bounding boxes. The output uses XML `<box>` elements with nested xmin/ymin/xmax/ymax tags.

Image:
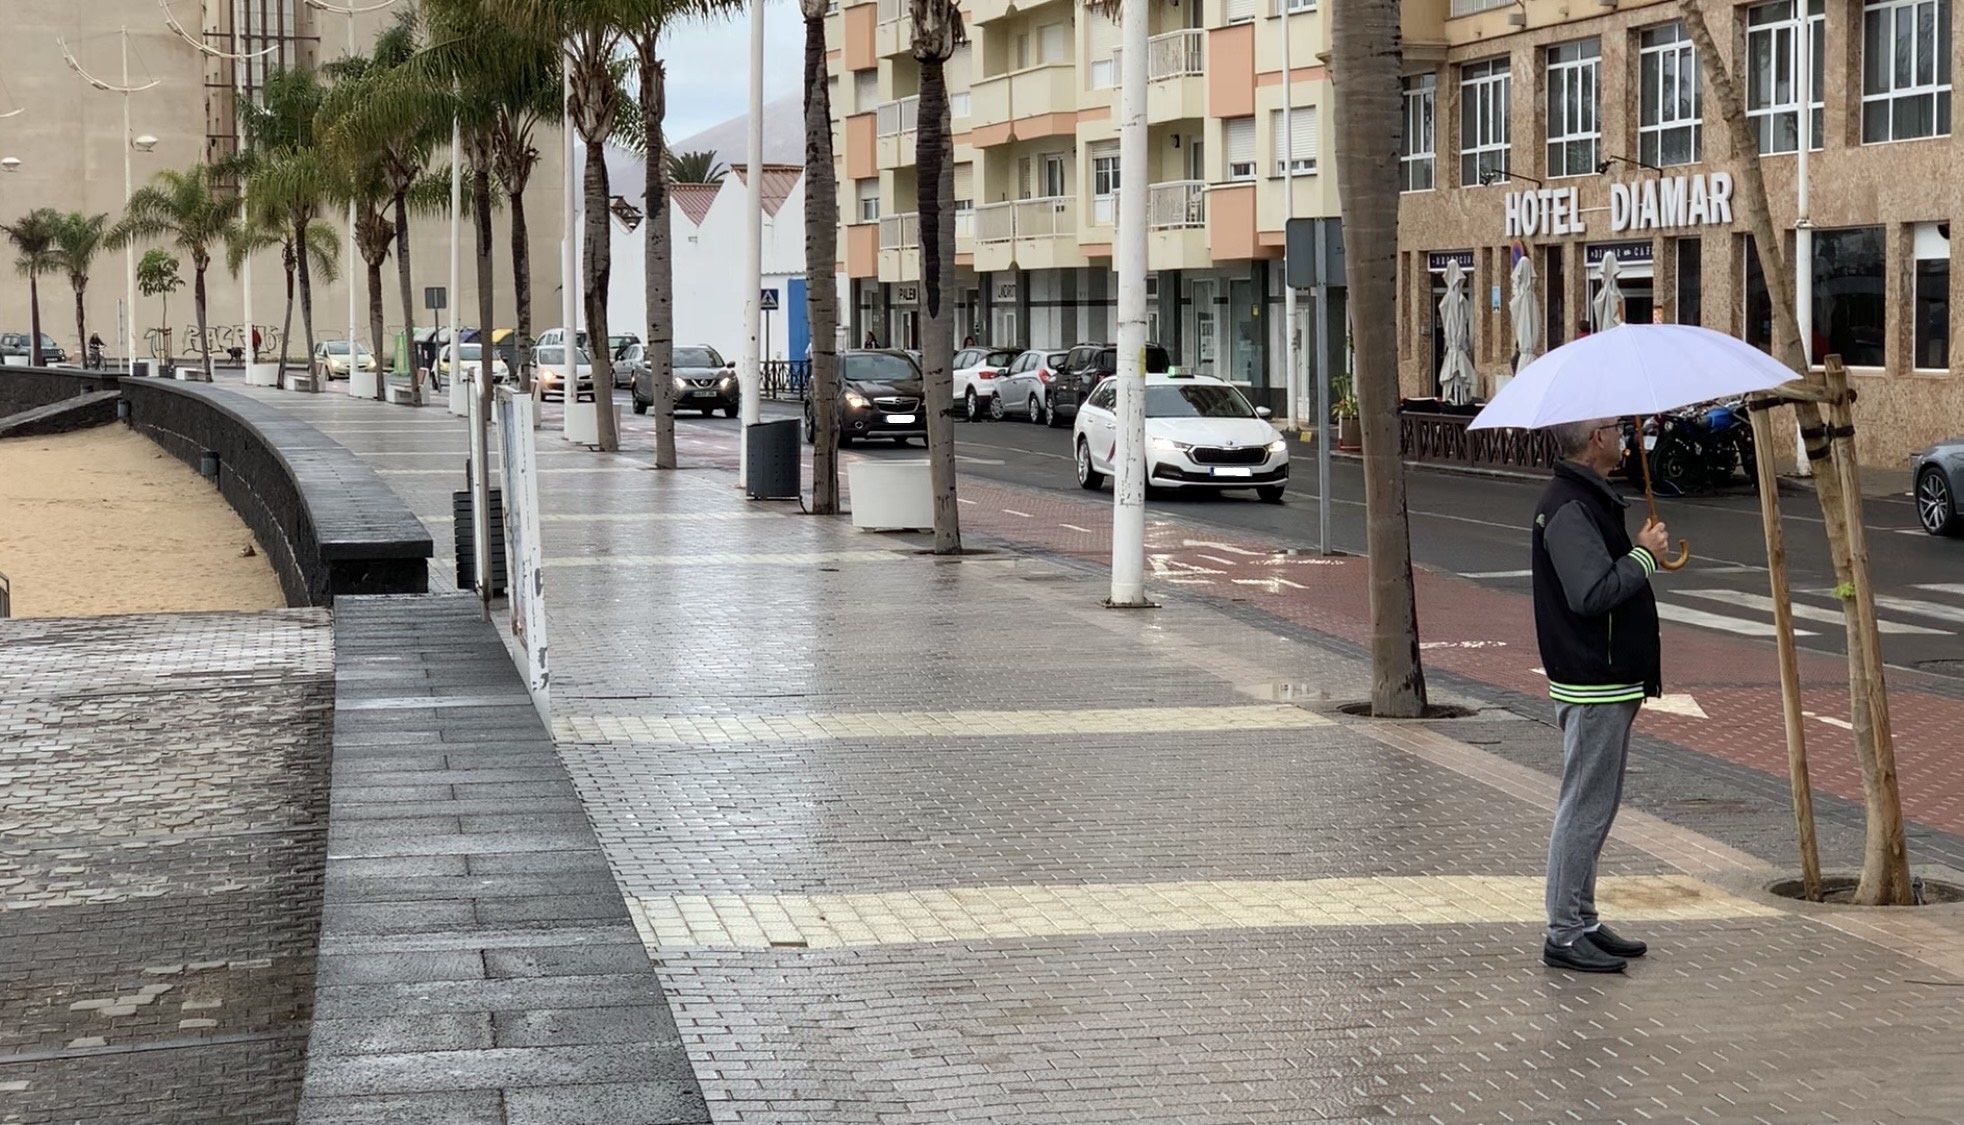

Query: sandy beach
<box><xmin>0</xmin><ymin>425</ymin><xmax>286</xmax><ymax>617</ymax></box>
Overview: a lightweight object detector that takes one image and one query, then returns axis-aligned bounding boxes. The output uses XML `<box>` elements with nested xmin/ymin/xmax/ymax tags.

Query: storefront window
<box><xmin>1639</xmin><ymin>22</ymin><xmax>1701</xmax><ymax>167</ymax></box>
<box><xmin>1544</xmin><ymin>247</ymin><xmax>1566</xmax><ymax>348</ymax></box>
<box><xmin>1460</xmin><ymin>57</ymin><xmax>1511</xmax><ymax>186</ymax></box>
<box><xmin>1545</xmin><ymin>40</ymin><xmax>1600</xmax><ymax>178</ymax></box>
<box><xmin>1914</xmin><ymin>222</ymin><xmax>1951</xmax><ymax>369</ymax></box>
<box><xmin>1746</xmin><ymin>0</ymin><xmax>1824</xmax><ymax>154</ymax></box>
<box><xmin>1676</xmin><ymin>238</ymin><xmax>1703</xmax><ymax>327</ymax></box>
<box><xmin>1812</xmin><ymin>226</ymin><xmax>1887</xmax><ymax>368</ymax></box>
<box><xmin>1744</xmin><ymin>238</ymin><xmax>1773</xmax><ymax>352</ymax></box>
<box><xmin>1863</xmin><ymin>0</ymin><xmax>1954</xmax><ymax>143</ymax></box>
<box><xmin>1401</xmin><ymin>74</ymin><xmax>1435</xmax><ymax>193</ymax></box>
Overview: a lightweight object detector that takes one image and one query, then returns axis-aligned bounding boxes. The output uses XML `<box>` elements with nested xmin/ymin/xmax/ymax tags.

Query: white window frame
<box><xmin>855</xmin><ymin>179</ymin><xmax>880</xmax><ymax>223</ymax></box>
<box><xmin>1459</xmin><ymin>57</ymin><xmax>1510</xmax><ymax>186</ymax></box>
<box><xmin>1223</xmin><ymin>0</ymin><xmax>1257</xmax><ymax>24</ymax></box>
<box><xmin>1862</xmin><ymin>0</ymin><xmax>1954</xmax><ymax>143</ymax></box>
<box><xmin>1912</xmin><ymin>221</ymin><xmax>1952</xmax><ymax>370</ymax></box>
<box><xmin>1401</xmin><ymin>74</ymin><xmax>1435</xmax><ymax>193</ymax></box>
<box><xmin>1544</xmin><ymin>39</ymin><xmax>1600</xmax><ymax>179</ymax></box>
<box><xmin>1746</xmin><ymin>0</ymin><xmax>1826</xmax><ymax>154</ymax></box>
<box><xmin>1272</xmin><ymin>0</ymin><xmax>1314</xmax><ymax>13</ymax></box>
<box><xmin>1223</xmin><ymin>116</ymin><xmax>1257</xmax><ymax>181</ymax></box>
<box><xmin>1039</xmin><ymin>152</ymin><xmax>1068</xmax><ymax>198</ymax></box>
<box><xmin>1269</xmin><ymin>107</ymin><xmax>1318</xmax><ymax>176</ymax></box>
<box><xmin>1638</xmin><ymin>22</ymin><xmax>1702</xmax><ymax>167</ymax></box>
<box><xmin>1091</xmin><ymin>144</ymin><xmax>1120</xmax><ymax>224</ymax></box>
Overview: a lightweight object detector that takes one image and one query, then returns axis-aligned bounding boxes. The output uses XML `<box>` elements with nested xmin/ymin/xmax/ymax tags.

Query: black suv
<box><xmin>1053</xmin><ymin>342</ymin><xmax>1171</xmax><ymax>421</ymax></box>
<box><xmin>803</xmin><ymin>350</ymin><xmax>927</xmax><ymax>446</ymax></box>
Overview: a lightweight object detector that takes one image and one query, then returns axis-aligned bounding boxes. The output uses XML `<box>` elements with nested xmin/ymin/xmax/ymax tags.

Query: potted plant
<box><xmin>1331</xmin><ymin>367</ymin><xmax>1361</xmax><ymax>451</ymax></box>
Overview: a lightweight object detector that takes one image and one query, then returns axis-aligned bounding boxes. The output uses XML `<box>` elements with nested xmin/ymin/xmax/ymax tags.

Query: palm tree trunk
<box><xmin>474</xmin><ymin>165</ymin><xmax>497</xmax><ymax>424</ymax></box>
<box><xmin>393</xmin><ymin>191</ymin><xmax>418</xmax><ymax>394</ymax></box>
<box><xmin>193</xmin><ymin>262</ymin><xmax>213</xmax><ymax>382</ymax></box>
<box><xmin>804</xmin><ymin>5</ymin><xmax>840</xmax><ymax>512</ymax></box>
<box><xmin>368</xmin><ymin>257</ymin><xmax>388</xmax><ymax>402</ymax></box>
<box><xmin>27</xmin><ymin>274</ymin><xmax>42</xmax><ymax>367</ymax></box>
<box><xmin>640</xmin><ymin>45</ymin><xmax>676</xmax><ymax>469</ymax></box>
<box><xmin>73</xmin><ymin>282</ymin><xmax>87</xmax><ymax>365</ymax></box>
<box><xmin>295</xmin><ymin>218</ymin><xmax>317</xmax><ymax>390</ymax></box>
<box><xmin>510</xmin><ymin>188</ymin><xmax>534</xmax><ymax>393</ymax></box>
<box><xmin>916</xmin><ymin>59</ymin><xmax>960</xmax><ymax>553</ymax></box>
<box><xmin>1678</xmin><ymin>0</ymin><xmax>1909</xmax><ymax>904</ymax></box>
<box><xmin>1330</xmin><ymin>0</ymin><xmax>1426</xmax><ymax>716</ymax></box>
<box><xmin>580</xmin><ymin>134</ymin><xmax>619</xmax><ymax>451</ymax></box>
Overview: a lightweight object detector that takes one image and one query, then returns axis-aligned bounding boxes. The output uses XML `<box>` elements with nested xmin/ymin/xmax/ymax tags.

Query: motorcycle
<box><xmin>1626</xmin><ymin>398</ymin><xmax>1756</xmax><ymax>495</ymax></box>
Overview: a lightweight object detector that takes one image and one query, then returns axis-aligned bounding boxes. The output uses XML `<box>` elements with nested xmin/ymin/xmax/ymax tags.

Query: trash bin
<box><xmin>453</xmin><ymin>487</ymin><xmax>507</xmax><ymax>595</ymax></box>
<box><xmin>745</xmin><ymin>418</ymin><xmax>801</xmax><ymax>500</ymax></box>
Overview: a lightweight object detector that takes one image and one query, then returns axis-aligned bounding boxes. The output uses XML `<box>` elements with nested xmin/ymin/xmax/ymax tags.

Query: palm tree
<box><xmin>910</xmin><ymin>0</ymin><xmax>962</xmax><ymax>553</ymax></box>
<box><xmin>801</xmin><ymin>0</ymin><xmax>841</xmax><ymax>512</ymax></box>
<box><xmin>51</xmin><ymin>212</ymin><xmax>111</xmax><ymax>362</ymax></box>
<box><xmin>1328</xmin><ymin>0</ymin><xmax>1426</xmax><ymax>716</ymax></box>
<box><xmin>226</xmin><ymin>208</ymin><xmax>340</xmax><ymax>386</ymax></box>
<box><xmin>666</xmin><ymin>149</ymin><xmax>726</xmax><ymax>184</ymax></box>
<box><xmin>1</xmin><ymin>208</ymin><xmax>64</xmax><ymax>366</ymax></box>
<box><xmin>113</xmin><ymin>170</ymin><xmax>240</xmax><ymax>381</ymax></box>
<box><xmin>243</xmin><ymin>68</ymin><xmax>333</xmax><ymax>389</ymax></box>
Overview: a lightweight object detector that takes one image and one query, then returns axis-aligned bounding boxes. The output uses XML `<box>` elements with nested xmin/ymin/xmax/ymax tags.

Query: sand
<box><xmin>0</xmin><ymin>425</ymin><xmax>286</xmax><ymax>617</ymax></box>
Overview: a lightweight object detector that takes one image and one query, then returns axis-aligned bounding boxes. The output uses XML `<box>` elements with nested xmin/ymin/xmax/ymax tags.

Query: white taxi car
<box><xmin>1072</xmin><ymin>372</ymin><xmax>1288</xmax><ymax>502</ymax></box>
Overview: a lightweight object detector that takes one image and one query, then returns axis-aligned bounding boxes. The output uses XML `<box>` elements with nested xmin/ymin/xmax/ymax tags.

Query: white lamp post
<box><xmin>1108</xmin><ymin>0</ymin><xmax>1149</xmax><ymax>605</ymax></box>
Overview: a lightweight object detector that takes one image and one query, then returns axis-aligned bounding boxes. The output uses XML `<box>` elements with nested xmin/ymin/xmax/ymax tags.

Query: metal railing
<box><xmin>0</xmin><ymin>569</ymin><xmax>9</xmax><ymax>619</ymax></box>
<box><xmin>973</xmin><ymin>196</ymin><xmax>1075</xmax><ymax>242</ymax></box>
<box><xmin>762</xmin><ymin>359</ymin><xmax>810</xmax><ymax>399</ymax></box>
<box><xmin>1147</xmin><ymin>30</ymin><xmax>1204</xmax><ymax>80</ymax></box>
<box><xmin>1148</xmin><ymin>180</ymin><xmax>1206</xmax><ymax>229</ymax></box>
<box><xmin>876</xmin><ymin>95</ymin><xmax>920</xmax><ymax>137</ymax></box>
<box><xmin>879</xmin><ymin>211</ymin><xmax>921</xmax><ymax>250</ymax></box>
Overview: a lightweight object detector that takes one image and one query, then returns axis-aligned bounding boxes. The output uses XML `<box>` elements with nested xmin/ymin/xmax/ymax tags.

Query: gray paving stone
<box><xmin>503</xmin><ymin>1079</ymin><xmax>712</xmax><ymax>1125</ymax></box>
<box><xmin>307</xmin><ymin>1013</ymin><xmax>494</xmax><ymax>1055</ymax></box>
<box><xmin>297</xmin><ymin>1090</ymin><xmax>505</xmax><ymax>1125</ymax></box>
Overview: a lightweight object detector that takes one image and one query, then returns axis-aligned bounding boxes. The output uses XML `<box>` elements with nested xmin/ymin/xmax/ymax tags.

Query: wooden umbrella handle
<box><xmin>1634</xmin><ymin>416</ymin><xmax>1691</xmax><ymax>570</ymax></box>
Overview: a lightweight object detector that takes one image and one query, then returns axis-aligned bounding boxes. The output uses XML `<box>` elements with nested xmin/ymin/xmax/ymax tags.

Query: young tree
<box><xmin>51</xmin><ymin>212</ymin><xmax>112</xmax><ymax>361</ymax></box>
<box><xmin>1</xmin><ymin>208</ymin><xmax>64</xmax><ymax>366</ymax></box>
<box><xmin>910</xmin><ymin>0</ymin><xmax>962</xmax><ymax>553</ymax></box>
<box><xmin>243</xmin><ymin>68</ymin><xmax>334</xmax><ymax>389</ymax></box>
<box><xmin>136</xmin><ymin>249</ymin><xmax>183</xmax><ymax>365</ymax></box>
<box><xmin>801</xmin><ymin>0</ymin><xmax>841</xmax><ymax>512</ymax></box>
<box><xmin>114</xmin><ymin>169</ymin><xmax>240</xmax><ymax>382</ymax></box>
<box><xmin>1329</xmin><ymin>0</ymin><xmax>1427</xmax><ymax>716</ymax></box>
<box><xmin>1676</xmin><ymin>0</ymin><xmax>1910</xmax><ymax>904</ymax></box>
<box><xmin>226</xmin><ymin>211</ymin><xmax>340</xmax><ymax>386</ymax></box>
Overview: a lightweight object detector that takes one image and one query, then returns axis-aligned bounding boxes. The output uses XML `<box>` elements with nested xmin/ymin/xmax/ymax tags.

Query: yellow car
<box><xmin>313</xmin><ymin>339</ymin><xmax>377</xmax><ymax>379</ymax></box>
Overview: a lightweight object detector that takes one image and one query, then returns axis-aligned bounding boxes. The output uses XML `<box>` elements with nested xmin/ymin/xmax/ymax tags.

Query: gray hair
<box><xmin>1550</xmin><ymin>418</ymin><xmax>1615</xmax><ymax>458</ymax></box>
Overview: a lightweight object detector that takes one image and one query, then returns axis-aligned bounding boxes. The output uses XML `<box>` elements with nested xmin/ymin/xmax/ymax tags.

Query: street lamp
<box><xmin>1594</xmin><ymin>154</ymin><xmax>1661</xmax><ymax>175</ymax></box>
<box><xmin>1478</xmin><ymin>167</ymin><xmax>1546</xmax><ymax>187</ymax></box>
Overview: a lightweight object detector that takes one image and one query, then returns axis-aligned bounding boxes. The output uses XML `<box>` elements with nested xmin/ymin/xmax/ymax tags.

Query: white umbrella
<box><xmin>1591</xmin><ymin>254</ymin><xmax>1626</xmax><ymax>331</ymax></box>
<box><xmin>1505</xmin><ymin>253</ymin><xmax>1541</xmax><ymax>394</ymax></box>
<box><xmin>1437</xmin><ymin>261</ymin><xmax>1477</xmax><ymax>405</ymax></box>
<box><xmin>1469</xmin><ymin>323</ymin><xmax>1797</xmax><ymax>570</ymax></box>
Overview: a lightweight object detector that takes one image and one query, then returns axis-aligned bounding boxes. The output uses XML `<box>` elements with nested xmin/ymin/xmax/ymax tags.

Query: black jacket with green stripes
<box><xmin>1530</xmin><ymin>460</ymin><xmax>1662</xmax><ymax>703</ymax></box>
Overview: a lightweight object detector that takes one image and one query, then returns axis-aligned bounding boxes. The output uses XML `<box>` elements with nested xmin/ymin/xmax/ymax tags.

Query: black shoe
<box><xmin>1584</xmin><ymin>924</ymin><xmax>1647</xmax><ymax>959</ymax></box>
<box><xmin>1542</xmin><ymin>937</ymin><xmax>1627</xmax><ymax>973</ymax></box>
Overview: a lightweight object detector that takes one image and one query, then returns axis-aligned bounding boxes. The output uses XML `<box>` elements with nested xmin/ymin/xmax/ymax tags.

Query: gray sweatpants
<box><xmin>1545</xmin><ymin>699</ymin><xmax>1641</xmax><ymax>945</ymax></box>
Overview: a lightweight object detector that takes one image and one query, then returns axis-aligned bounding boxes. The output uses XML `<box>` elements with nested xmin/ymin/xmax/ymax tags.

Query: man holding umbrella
<box><xmin>1533</xmin><ymin>417</ymin><xmax>1670</xmax><ymax>973</ymax></box>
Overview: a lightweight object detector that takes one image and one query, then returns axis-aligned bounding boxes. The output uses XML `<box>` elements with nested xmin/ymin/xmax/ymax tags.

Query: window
<box><xmin>1087</xmin><ymin>9</ymin><xmax>1117</xmax><ymax>87</ymax></box>
<box><xmin>1863</xmin><ymin>0</ymin><xmax>1954</xmax><ymax>142</ymax></box>
<box><xmin>1544</xmin><ymin>246</ymin><xmax>1566</xmax><ymax>347</ymax></box>
<box><xmin>1223</xmin><ymin>0</ymin><xmax>1256</xmax><ymax>23</ymax></box>
<box><xmin>1037</xmin><ymin>22</ymin><xmax>1069</xmax><ymax>63</ymax></box>
<box><xmin>950</xmin><ymin>90</ymin><xmax>971</xmax><ymax>118</ymax></box>
<box><xmin>1639</xmin><ymin>22</ymin><xmax>1701</xmax><ymax>166</ymax></box>
<box><xmin>1744</xmin><ymin>235</ymin><xmax>1774</xmax><ymax>351</ymax></box>
<box><xmin>1040</xmin><ymin>152</ymin><xmax>1068</xmax><ymax>198</ymax></box>
<box><xmin>854</xmin><ymin>70</ymin><xmax>878</xmax><ymax>112</ymax></box>
<box><xmin>1812</xmin><ymin>227</ymin><xmax>1887</xmax><ymax>367</ymax></box>
<box><xmin>1746</xmin><ymin>0</ymin><xmax>1825</xmax><ymax>154</ymax></box>
<box><xmin>1676</xmin><ymin>237</ymin><xmax>1702</xmax><ymax>327</ymax></box>
<box><xmin>1460</xmin><ymin>57</ymin><xmax>1511</xmax><ymax>186</ymax></box>
<box><xmin>1400</xmin><ymin>75</ymin><xmax>1435</xmax><ymax>192</ymax></box>
<box><xmin>1273</xmin><ymin>0</ymin><xmax>1314</xmax><ymax>12</ymax></box>
<box><xmin>1091</xmin><ymin>143</ymin><xmax>1120</xmax><ymax>224</ymax></box>
<box><xmin>1269</xmin><ymin>106</ymin><xmax>1318</xmax><ymax>175</ymax></box>
<box><xmin>1544</xmin><ymin>40</ymin><xmax>1600</xmax><ymax>178</ymax></box>
<box><xmin>1914</xmin><ymin>222</ymin><xmax>1951</xmax><ymax>368</ymax></box>
<box><xmin>1224</xmin><ymin>116</ymin><xmax>1256</xmax><ymax>181</ymax></box>
<box><xmin>856</xmin><ymin>178</ymin><xmax>880</xmax><ymax>223</ymax></box>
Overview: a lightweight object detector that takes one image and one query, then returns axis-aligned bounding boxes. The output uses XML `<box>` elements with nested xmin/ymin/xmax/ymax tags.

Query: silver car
<box><xmin>1913</xmin><ymin>437</ymin><xmax>1964</xmax><ymax>536</ymax></box>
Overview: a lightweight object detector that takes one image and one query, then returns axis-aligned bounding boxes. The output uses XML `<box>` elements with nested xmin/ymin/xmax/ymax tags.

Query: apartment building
<box><xmin>1400</xmin><ymin>0</ymin><xmax>1960</xmax><ymax>465</ymax></box>
<box><xmin>826</xmin><ymin>0</ymin><xmax>1346</xmax><ymax>409</ymax></box>
<box><xmin>4</xmin><ymin>1</ymin><xmax>566</xmax><ymax>363</ymax></box>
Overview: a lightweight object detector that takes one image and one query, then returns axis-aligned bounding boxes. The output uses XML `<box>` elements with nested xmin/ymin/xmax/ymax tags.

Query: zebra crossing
<box><xmin>1664</xmin><ymin>585</ymin><xmax>1964</xmax><ymax>639</ymax></box>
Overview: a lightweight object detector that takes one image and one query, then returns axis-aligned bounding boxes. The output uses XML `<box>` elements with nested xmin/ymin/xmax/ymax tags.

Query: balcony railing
<box><xmin>1014</xmin><ymin>195</ymin><xmax>1073</xmax><ymax>238</ymax></box>
<box><xmin>879</xmin><ymin>211</ymin><xmax>920</xmax><ymax>250</ymax></box>
<box><xmin>1148</xmin><ymin>180</ymin><xmax>1206</xmax><ymax>229</ymax></box>
<box><xmin>976</xmin><ymin>201</ymin><xmax>1017</xmax><ymax>242</ymax></box>
<box><xmin>1147</xmin><ymin>30</ymin><xmax>1203</xmax><ymax>80</ymax></box>
<box><xmin>877</xmin><ymin>0</ymin><xmax>902</xmax><ymax>21</ymax></box>
<box><xmin>876</xmin><ymin>95</ymin><xmax>920</xmax><ymax>137</ymax></box>
<box><xmin>1448</xmin><ymin>0</ymin><xmax>1511</xmax><ymax>14</ymax></box>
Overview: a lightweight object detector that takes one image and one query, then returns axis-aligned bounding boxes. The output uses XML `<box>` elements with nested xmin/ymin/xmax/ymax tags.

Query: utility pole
<box><xmin>739</xmin><ymin>0</ymin><xmax>765</xmax><ymax>483</ymax></box>
<box><xmin>1108</xmin><ymin>0</ymin><xmax>1149</xmax><ymax>606</ymax></box>
<box><xmin>562</xmin><ymin>64</ymin><xmax>577</xmax><ymax>422</ymax></box>
<box><xmin>1280</xmin><ymin>0</ymin><xmax>1298</xmax><ymax>431</ymax></box>
<box><xmin>1791</xmin><ymin>8</ymin><xmax>1813</xmax><ymax>478</ymax></box>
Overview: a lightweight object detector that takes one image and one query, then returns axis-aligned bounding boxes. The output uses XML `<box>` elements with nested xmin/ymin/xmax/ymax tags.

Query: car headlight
<box><xmin>1267</xmin><ymin>438</ymin><xmax>1287</xmax><ymax>453</ymax></box>
<box><xmin>672</xmin><ymin>376</ymin><xmax>688</xmax><ymax>390</ymax></box>
<box><xmin>845</xmin><ymin>391</ymin><xmax>870</xmax><ymax>409</ymax></box>
<box><xmin>720</xmin><ymin>375</ymin><xmax>737</xmax><ymax>389</ymax></box>
<box><xmin>1147</xmin><ymin>436</ymin><xmax>1188</xmax><ymax>454</ymax></box>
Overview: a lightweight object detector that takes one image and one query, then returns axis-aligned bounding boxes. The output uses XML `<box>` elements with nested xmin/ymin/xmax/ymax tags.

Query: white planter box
<box><xmin>562</xmin><ymin>398</ymin><xmax>617</xmax><ymax>446</ymax></box>
<box><xmin>848</xmin><ymin>458</ymin><xmax>934</xmax><ymax>531</ymax></box>
<box><xmin>348</xmin><ymin>369</ymin><xmax>381</xmax><ymax>398</ymax></box>
<box><xmin>245</xmin><ymin>362</ymin><xmax>283</xmax><ymax>387</ymax></box>
<box><xmin>448</xmin><ymin>373</ymin><xmax>470</xmax><ymax>416</ymax></box>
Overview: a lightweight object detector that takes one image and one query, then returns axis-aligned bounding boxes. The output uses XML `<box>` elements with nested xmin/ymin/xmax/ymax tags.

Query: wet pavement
<box><xmin>212</xmin><ymin>380</ymin><xmax>1964</xmax><ymax>1123</ymax></box>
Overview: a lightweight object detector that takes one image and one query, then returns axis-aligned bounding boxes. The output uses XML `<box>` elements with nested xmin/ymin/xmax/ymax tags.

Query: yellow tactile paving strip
<box><xmin>555</xmin><ymin>704</ymin><xmax>1333</xmax><ymax>746</ymax></box>
<box><xmin>626</xmin><ymin>874</ymin><xmax>1779</xmax><ymax>951</ymax></box>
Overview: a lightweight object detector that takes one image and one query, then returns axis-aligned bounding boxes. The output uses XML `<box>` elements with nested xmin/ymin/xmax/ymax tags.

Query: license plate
<box><xmin>1213</xmin><ymin>466</ymin><xmax>1254</xmax><ymax>478</ymax></box>
<box><xmin>886</xmin><ymin>413</ymin><xmax>917</xmax><ymax>424</ymax></box>
<box><xmin>1643</xmin><ymin>435</ymin><xmax>1658</xmax><ymax>450</ymax></box>
<box><xmin>692</xmin><ymin>389</ymin><xmax>716</xmax><ymax>398</ymax></box>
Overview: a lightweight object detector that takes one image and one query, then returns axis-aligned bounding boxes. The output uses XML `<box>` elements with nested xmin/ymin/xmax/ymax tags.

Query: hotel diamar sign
<box><xmin>1503</xmin><ymin>171</ymin><xmax>1736</xmax><ymax>239</ymax></box>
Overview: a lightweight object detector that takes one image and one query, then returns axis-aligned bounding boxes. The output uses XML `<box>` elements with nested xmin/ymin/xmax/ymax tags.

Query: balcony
<box><xmin>880</xmin><ymin>211</ymin><xmax>920</xmax><ymax>250</ymax></box>
<box><xmin>1148</xmin><ymin>180</ymin><xmax>1206</xmax><ymax>229</ymax></box>
<box><xmin>1147</xmin><ymin>30</ymin><xmax>1203</xmax><ymax>80</ymax></box>
<box><xmin>877</xmin><ymin>95</ymin><xmax>920</xmax><ymax>169</ymax></box>
<box><xmin>968</xmin><ymin>62</ymin><xmax>1078</xmax><ymax>139</ymax></box>
<box><xmin>972</xmin><ymin>195</ymin><xmax>1080</xmax><ymax>271</ymax></box>
<box><xmin>875</xmin><ymin>0</ymin><xmax>909</xmax><ymax>57</ymax></box>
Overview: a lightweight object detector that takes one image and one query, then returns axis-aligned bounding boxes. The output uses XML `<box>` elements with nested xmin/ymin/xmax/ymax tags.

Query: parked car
<box><xmin>803</xmin><ymin>349</ymin><xmax>925</xmax><ymax>446</ymax></box>
<box><xmin>1913</xmin><ymin>436</ymin><xmax>1964</xmax><ymax>537</ymax></box>
<box><xmin>0</xmin><ymin>334</ymin><xmax>27</xmax><ymax>364</ymax></box>
<box><xmin>534</xmin><ymin>344</ymin><xmax>595</xmax><ymax>402</ymax></box>
<box><xmin>431</xmin><ymin>342</ymin><xmax>511</xmax><ymax>390</ymax></box>
<box><xmin>952</xmin><ymin>346</ymin><xmax>1023</xmax><ymax>422</ymax></box>
<box><xmin>1073</xmin><ymin>372</ymin><xmax>1288</xmax><ymax>502</ymax></box>
<box><xmin>535</xmin><ymin>327</ymin><xmax>590</xmax><ymax>353</ymax></box>
<box><xmin>996</xmin><ymin>348</ymin><xmax>1072</xmax><ymax>426</ymax></box>
<box><xmin>313</xmin><ymin>339</ymin><xmax>377</xmax><ymax>380</ymax></box>
<box><xmin>608</xmin><ymin>333</ymin><xmax>641</xmax><ymax>361</ymax></box>
<box><xmin>1054</xmin><ymin>341</ymin><xmax>1172</xmax><ymax>421</ymax></box>
<box><xmin>0</xmin><ymin>332</ymin><xmax>64</xmax><ymax>364</ymax></box>
<box><xmin>616</xmin><ymin>342</ymin><xmax>650</xmax><ymax>395</ymax></box>
<box><xmin>631</xmin><ymin>344</ymin><xmax>737</xmax><ymax>417</ymax></box>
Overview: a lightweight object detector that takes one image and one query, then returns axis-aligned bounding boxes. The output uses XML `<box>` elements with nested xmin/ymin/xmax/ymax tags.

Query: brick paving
<box><xmin>219</xmin><ymin>383</ymin><xmax>1964</xmax><ymax>1122</ymax></box>
<box><xmin>0</xmin><ymin>609</ymin><xmax>332</xmax><ymax>1125</ymax></box>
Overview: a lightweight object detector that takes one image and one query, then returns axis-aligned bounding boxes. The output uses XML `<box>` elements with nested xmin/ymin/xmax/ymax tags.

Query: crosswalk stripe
<box><xmin>1656</xmin><ymin>602</ymin><xmax>1816</xmax><ymax>638</ymax></box>
<box><xmin>1678</xmin><ymin>589</ymin><xmax>1948</xmax><ymax>636</ymax></box>
<box><xmin>1868</xmin><ymin>593</ymin><xmax>1964</xmax><ymax>627</ymax></box>
<box><xmin>1914</xmin><ymin>583</ymin><xmax>1964</xmax><ymax>598</ymax></box>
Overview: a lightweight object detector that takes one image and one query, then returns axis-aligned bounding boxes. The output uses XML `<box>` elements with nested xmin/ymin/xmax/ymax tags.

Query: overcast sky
<box><xmin>660</xmin><ymin>4</ymin><xmax>805</xmax><ymax>141</ymax></box>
